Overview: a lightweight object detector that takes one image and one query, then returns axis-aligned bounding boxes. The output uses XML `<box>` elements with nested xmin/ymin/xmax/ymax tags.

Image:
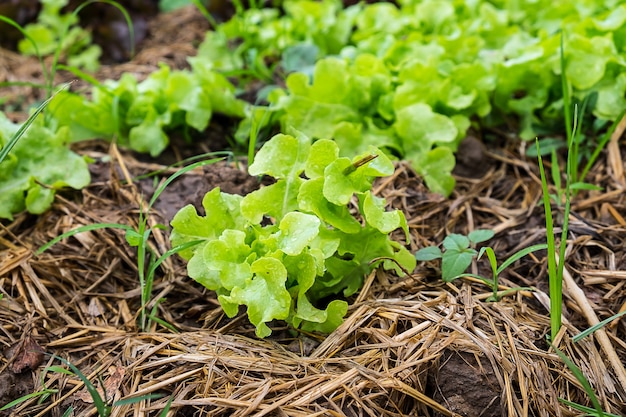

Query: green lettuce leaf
<box><xmin>171</xmin><ymin>132</ymin><xmax>413</xmax><ymax>336</ymax></box>
<box><xmin>0</xmin><ymin>115</ymin><xmax>90</xmax><ymax>219</ymax></box>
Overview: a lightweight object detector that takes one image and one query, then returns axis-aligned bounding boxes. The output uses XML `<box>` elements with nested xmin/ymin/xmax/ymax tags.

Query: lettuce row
<box><xmin>0</xmin><ymin>113</ymin><xmax>91</xmax><ymax>220</ymax></box>
<box><xmin>208</xmin><ymin>0</ymin><xmax>626</xmax><ymax>195</ymax></box>
<box><xmin>263</xmin><ymin>55</ymin><xmax>464</xmax><ymax>196</ymax></box>
<box><xmin>47</xmin><ymin>62</ymin><xmax>246</xmax><ymax>156</ymax></box>
<box><xmin>170</xmin><ymin>132</ymin><xmax>415</xmax><ymax>337</ymax></box>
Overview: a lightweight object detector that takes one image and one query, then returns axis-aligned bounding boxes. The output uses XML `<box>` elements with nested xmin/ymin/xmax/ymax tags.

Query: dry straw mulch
<box><xmin>1</xmin><ymin>6</ymin><xmax>626</xmax><ymax>417</ymax></box>
<box><xmin>0</xmin><ymin>129</ymin><xmax>625</xmax><ymax>417</ymax></box>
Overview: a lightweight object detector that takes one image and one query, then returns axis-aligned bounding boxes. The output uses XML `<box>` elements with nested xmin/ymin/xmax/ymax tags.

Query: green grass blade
<box><xmin>57</xmin><ymin>64</ymin><xmax>103</xmax><ymax>87</ymax></box>
<box><xmin>550</xmin><ymin>150</ymin><xmax>562</xmax><ymax>201</ymax></box>
<box><xmin>573</xmin><ymin>311</ymin><xmax>626</xmax><ymax>343</ymax></box>
<box><xmin>580</xmin><ymin>108</ymin><xmax>626</xmax><ymax>181</ymax></box>
<box><xmin>191</xmin><ymin>0</ymin><xmax>218</xmax><ymax>28</ymax></box>
<box><xmin>147</xmin><ymin>240</ymin><xmax>204</xmax><ymax>279</ymax></box>
<box><xmin>46</xmin><ymin>354</ymin><xmax>109</xmax><ymax>417</ymax></box>
<box><xmin>113</xmin><ymin>393</ymin><xmax>164</xmax><ymax>407</ymax></box>
<box><xmin>0</xmin><ymin>389</ymin><xmax>58</xmax><ymax>411</ymax></box>
<box><xmin>148</xmin><ymin>310</ymin><xmax>179</xmax><ymax>333</ymax></box>
<box><xmin>36</xmin><ymin>223</ymin><xmax>134</xmax><ymax>255</ymax></box>
<box><xmin>157</xmin><ymin>396</ymin><xmax>174</xmax><ymax>417</ymax></box>
<box><xmin>550</xmin><ymin>344</ymin><xmax>605</xmax><ymax>416</ymax></box>
<box><xmin>131</xmin><ymin>151</ymin><xmax>234</xmax><ymax>182</ymax></box>
<box><xmin>496</xmin><ymin>244</ymin><xmax>548</xmax><ymax>275</ymax></box>
<box><xmin>0</xmin><ymin>83</ymin><xmax>70</xmax><ymax>165</ymax></box>
<box><xmin>559</xmin><ymin>398</ymin><xmax>620</xmax><ymax>417</ymax></box>
<box><xmin>45</xmin><ymin>365</ymin><xmax>74</xmax><ymax>375</ymax></box>
<box><xmin>0</xmin><ymin>16</ymin><xmax>50</xmax><ymax>87</ymax></box>
<box><xmin>147</xmin><ymin>158</ymin><xmax>223</xmax><ymax>211</ymax></box>
<box><xmin>537</xmin><ymin>140</ymin><xmax>562</xmax><ymax>341</ymax></box>
<box><xmin>560</xmin><ymin>32</ymin><xmax>572</xmax><ymax>146</ymax></box>
<box><xmin>570</xmin><ymin>103</ymin><xmax>579</xmax><ymax>184</ymax></box>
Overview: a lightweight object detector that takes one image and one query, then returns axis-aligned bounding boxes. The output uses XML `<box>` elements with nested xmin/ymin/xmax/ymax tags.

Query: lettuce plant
<box><xmin>47</xmin><ymin>63</ymin><xmax>246</xmax><ymax>156</ymax></box>
<box><xmin>0</xmin><ymin>113</ymin><xmax>90</xmax><ymax>220</ymax></box>
<box><xmin>170</xmin><ymin>132</ymin><xmax>415</xmax><ymax>337</ymax></box>
<box><xmin>18</xmin><ymin>0</ymin><xmax>103</xmax><ymax>73</ymax></box>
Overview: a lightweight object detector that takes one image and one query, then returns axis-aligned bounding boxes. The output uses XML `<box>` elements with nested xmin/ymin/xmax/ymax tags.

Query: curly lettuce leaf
<box><xmin>0</xmin><ymin>115</ymin><xmax>90</xmax><ymax>219</ymax></box>
<box><xmin>171</xmin><ymin>132</ymin><xmax>413</xmax><ymax>337</ymax></box>
<box><xmin>219</xmin><ymin>257</ymin><xmax>292</xmax><ymax>338</ymax></box>
<box><xmin>48</xmin><ymin>64</ymin><xmax>245</xmax><ymax>156</ymax></box>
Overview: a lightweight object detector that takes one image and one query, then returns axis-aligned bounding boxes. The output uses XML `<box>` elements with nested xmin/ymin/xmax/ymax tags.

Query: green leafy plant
<box><xmin>0</xmin><ymin>93</ymin><xmax>91</xmax><ymax>220</ymax></box>
<box><xmin>37</xmin><ymin>158</ymin><xmax>222</xmax><ymax>331</ymax></box>
<box><xmin>18</xmin><ymin>0</ymin><xmax>134</xmax><ymax>73</ymax></box>
<box><xmin>170</xmin><ymin>131</ymin><xmax>415</xmax><ymax>337</ymax></box>
<box><xmin>415</xmin><ymin>230</ymin><xmax>495</xmax><ymax>282</ymax></box>
<box><xmin>19</xmin><ymin>0</ymin><xmax>102</xmax><ymax>73</ymax></box>
<box><xmin>188</xmin><ymin>0</ymin><xmax>626</xmax><ymax>197</ymax></box>
<box><xmin>48</xmin><ymin>63</ymin><xmax>246</xmax><ymax>156</ymax></box>
<box><xmin>415</xmin><ymin>230</ymin><xmax>546</xmax><ymax>301</ymax></box>
<box><xmin>0</xmin><ymin>1</ymin><xmax>132</xmax><ymax>101</ymax></box>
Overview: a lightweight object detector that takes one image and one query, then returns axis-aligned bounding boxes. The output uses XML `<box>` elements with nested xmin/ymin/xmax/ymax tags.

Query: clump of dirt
<box><xmin>0</xmin><ymin>372</ymin><xmax>34</xmax><ymax>416</ymax></box>
<box><xmin>146</xmin><ymin>161</ymin><xmax>264</xmax><ymax>221</ymax></box>
<box><xmin>453</xmin><ymin>135</ymin><xmax>493</xmax><ymax>179</ymax></box>
<box><xmin>429</xmin><ymin>350</ymin><xmax>501</xmax><ymax>417</ymax></box>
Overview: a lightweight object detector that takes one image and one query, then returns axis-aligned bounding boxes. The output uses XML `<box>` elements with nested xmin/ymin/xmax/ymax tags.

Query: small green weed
<box><xmin>415</xmin><ymin>230</ymin><xmax>495</xmax><ymax>282</ymax></box>
<box><xmin>415</xmin><ymin>230</ymin><xmax>545</xmax><ymax>301</ymax></box>
<box><xmin>534</xmin><ymin>34</ymin><xmax>620</xmax><ymax>416</ymax></box>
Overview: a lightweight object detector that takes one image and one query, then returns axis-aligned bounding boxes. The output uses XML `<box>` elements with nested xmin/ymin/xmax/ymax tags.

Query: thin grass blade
<box><xmin>537</xmin><ymin>140</ymin><xmax>562</xmax><ymax>341</ymax></box>
<box><xmin>496</xmin><ymin>244</ymin><xmax>548</xmax><ymax>275</ymax></box>
<box><xmin>147</xmin><ymin>158</ymin><xmax>223</xmax><ymax>210</ymax></box>
<box><xmin>36</xmin><ymin>223</ymin><xmax>134</xmax><ymax>254</ymax></box>
<box><xmin>46</xmin><ymin>354</ymin><xmax>109</xmax><ymax>417</ymax></box>
<box><xmin>550</xmin><ymin>344</ymin><xmax>605</xmax><ymax>415</ymax></box>
<box><xmin>573</xmin><ymin>311</ymin><xmax>626</xmax><ymax>343</ymax></box>
<box><xmin>0</xmin><ymin>83</ymin><xmax>71</xmax><ymax>164</ymax></box>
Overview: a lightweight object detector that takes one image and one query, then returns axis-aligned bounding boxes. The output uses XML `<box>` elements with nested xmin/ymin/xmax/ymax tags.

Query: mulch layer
<box><xmin>1</xmin><ymin>5</ymin><xmax>625</xmax><ymax>417</ymax></box>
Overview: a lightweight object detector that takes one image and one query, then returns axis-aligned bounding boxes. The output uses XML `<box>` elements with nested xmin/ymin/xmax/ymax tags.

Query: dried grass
<box><xmin>1</xmin><ymin>6</ymin><xmax>625</xmax><ymax>415</ymax></box>
<box><xmin>1</xmin><ymin>136</ymin><xmax>625</xmax><ymax>416</ymax></box>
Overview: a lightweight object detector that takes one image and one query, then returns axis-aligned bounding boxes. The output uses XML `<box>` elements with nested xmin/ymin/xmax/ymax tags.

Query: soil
<box><xmin>1</xmin><ymin>4</ymin><xmax>626</xmax><ymax>417</ymax></box>
<box><xmin>429</xmin><ymin>351</ymin><xmax>500</xmax><ymax>417</ymax></box>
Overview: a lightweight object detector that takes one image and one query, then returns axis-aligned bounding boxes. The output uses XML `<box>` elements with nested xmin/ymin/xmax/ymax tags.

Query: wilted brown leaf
<box><xmin>75</xmin><ymin>363</ymin><xmax>126</xmax><ymax>403</ymax></box>
<box><xmin>4</xmin><ymin>335</ymin><xmax>45</xmax><ymax>374</ymax></box>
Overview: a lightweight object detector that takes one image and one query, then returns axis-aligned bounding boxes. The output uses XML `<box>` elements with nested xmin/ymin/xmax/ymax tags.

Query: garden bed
<box><xmin>1</xmin><ymin>3</ymin><xmax>625</xmax><ymax>417</ymax></box>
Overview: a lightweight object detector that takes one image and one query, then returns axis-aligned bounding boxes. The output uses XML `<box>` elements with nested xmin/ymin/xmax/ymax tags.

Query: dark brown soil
<box><xmin>430</xmin><ymin>350</ymin><xmax>500</xmax><ymax>417</ymax></box>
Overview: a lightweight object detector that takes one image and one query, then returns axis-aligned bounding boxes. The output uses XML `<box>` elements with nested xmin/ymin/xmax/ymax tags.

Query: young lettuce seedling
<box><xmin>171</xmin><ymin>132</ymin><xmax>415</xmax><ymax>337</ymax></box>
